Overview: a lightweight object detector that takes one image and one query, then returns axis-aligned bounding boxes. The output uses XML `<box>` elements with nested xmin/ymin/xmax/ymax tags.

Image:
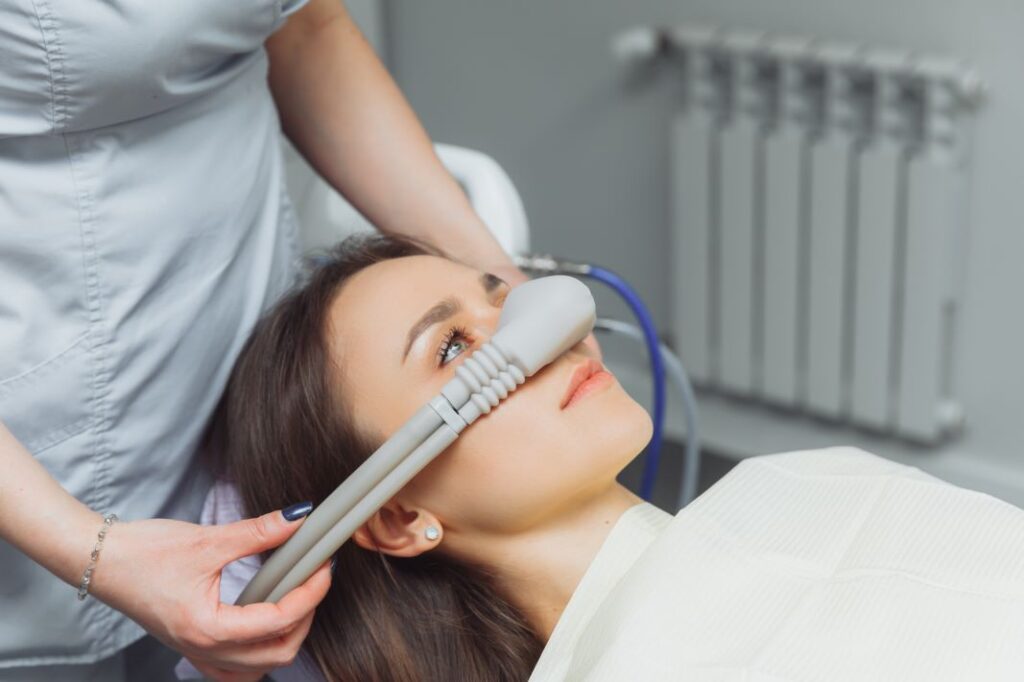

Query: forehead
<box><xmin>325</xmin><ymin>254</ymin><xmax>478</xmax><ymax>359</ymax></box>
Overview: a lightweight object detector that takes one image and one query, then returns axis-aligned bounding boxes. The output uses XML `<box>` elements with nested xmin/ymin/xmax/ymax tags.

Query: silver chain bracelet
<box><xmin>77</xmin><ymin>513</ymin><xmax>118</xmax><ymax>601</ymax></box>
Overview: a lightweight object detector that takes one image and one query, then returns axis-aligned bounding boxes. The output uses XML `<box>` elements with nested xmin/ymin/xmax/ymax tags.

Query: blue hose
<box><xmin>582</xmin><ymin>266</ymin><xmax>666</xmax><ymax>501</ymax></box>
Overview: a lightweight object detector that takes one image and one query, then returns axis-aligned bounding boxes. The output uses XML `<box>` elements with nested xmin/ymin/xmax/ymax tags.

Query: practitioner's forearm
<box><xmin>0</xmin><ymin>421</ymin><xmax>103</xmax><ymax>587</ymax></box>
<box><xmin>265</xmin><ymin>0</ymin><xmax>514</xmax><ymax>272</ymax></box>
<box><xmin>1</xmin><ymin>423</ymin><xmax>335</xmax><ymax>675</ymax></box>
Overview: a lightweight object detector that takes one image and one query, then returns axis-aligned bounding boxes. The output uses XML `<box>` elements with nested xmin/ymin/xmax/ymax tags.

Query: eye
<box><xmin>437</xmin><ymin>325</ymin><xmax>472</xmax><ymax>367</ymax></box>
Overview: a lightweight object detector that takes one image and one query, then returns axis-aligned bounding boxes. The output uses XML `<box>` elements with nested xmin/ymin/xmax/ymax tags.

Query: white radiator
<box><xmin>664</xmin><ymin>26</ymin><xmax>982</xmax><ymax>445</ymax></box>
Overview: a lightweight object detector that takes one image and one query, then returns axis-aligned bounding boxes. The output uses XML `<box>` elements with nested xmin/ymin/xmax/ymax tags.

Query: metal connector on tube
<box><xmin>513</xmin><ymin>253</ymin><xmax>591</xmax><ymax>275</ymax></box>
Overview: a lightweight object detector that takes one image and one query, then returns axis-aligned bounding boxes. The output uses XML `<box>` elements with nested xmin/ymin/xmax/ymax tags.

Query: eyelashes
<box><xmin>437</xmin><ymin>325</ymin><xmax>473</xmax><ymax>367</ymax></box>
<box><xmin>434</xmin><ymin>284</ymin><xmax>508</xmax><ymax>368</ymax></box>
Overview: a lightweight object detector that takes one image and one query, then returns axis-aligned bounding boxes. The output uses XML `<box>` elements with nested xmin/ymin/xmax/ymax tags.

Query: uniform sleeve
<box><xmin>268</xmin><ymin>0</ymin><xmax>313</xmax><ymax>37</ymax></box>
<box><xmin>280</xmin><ymin>0</ymin><xmax>312</xmax><ymax>19</ymax></box>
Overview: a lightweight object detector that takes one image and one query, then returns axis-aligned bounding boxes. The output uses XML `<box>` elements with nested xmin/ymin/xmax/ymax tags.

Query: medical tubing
<box><xmin>442</xmin><ymin>341</ymin><xmax>526</xmax><ymax>426</ymax></box>
<box><xmin>236</xmin><ymin>404</ymin><xmax>445</xmax><ymax>604</ymax></box>
<box><xmin>581</xmin><ymin>267</ymin><xmax>667</xmax><ymax>502</ymax></box>
<box><xmin>265</xmin><ymin>425</ymin><xmax>461</xmax><ymax>602</ymax></box>
<box><xmin>594</xmin><ymin>318</ymin><xmax>702</xmax><ymax>509</ymax></box>
<box><xmin>237</xmin><ymin>341</ymin><xmax>526</xmax><ymax>605</ymax></box>
<box><xmin>237</xmin><ymin>275</ymin><xmax>595</xmax><ymax>605</ymax></box>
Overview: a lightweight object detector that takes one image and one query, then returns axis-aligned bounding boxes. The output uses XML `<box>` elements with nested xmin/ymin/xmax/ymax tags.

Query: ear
<box><xmin>352</xmin><ymin>501</ymin><xmax>443</xmax><ymax>558</ymax></box>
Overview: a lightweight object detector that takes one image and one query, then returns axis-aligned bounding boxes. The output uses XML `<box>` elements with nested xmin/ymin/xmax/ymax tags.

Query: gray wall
<box><xmin>382</xmin><ymin>0</ymin><xmax>1024</xmax><ymax>501</ymax></box>
<box><xmin>385</xmin><ymin>1</ymin><xmax>679</xmax><ymax>327</ymax></box>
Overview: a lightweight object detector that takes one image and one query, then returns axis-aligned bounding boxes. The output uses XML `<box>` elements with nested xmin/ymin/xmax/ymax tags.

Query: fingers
<box><xmin>212</xmin><ymin>559</ymin><xmax>332</xmax><ymax>646</ymax></box>
<box><xmin>213</xmin><ymin>505</ymin><xmax>314</xmax><ymax>565</ymax></box>
<box><xmin>256</xmin><ymin>610</ymin><xmax>315</xmax><ymax>668</ymax></box>
<box><xmin>185</xmin><ymin>562</ymin><xmax>328</xmax><ymax>679</ymax></box>
<box><xmin>218</xmin><ymin>610</ymin><xmax>316</xmax><ymax>672</ymax></box>
<box><xmin>492</xmin><ymin>263</ymin><xmax>531</xmax><ymax>287</ymax></box>
<box><xmin>190</xmin><ymin>606</ymin><xmax>317</xmax><ymax>678</ymax></box>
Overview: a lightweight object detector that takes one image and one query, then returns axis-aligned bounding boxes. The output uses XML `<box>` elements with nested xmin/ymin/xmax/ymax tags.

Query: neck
<box><xmin>475</xmin><ymin>483</ymin><xmax>643</xmax><ymax>640</ymax></box>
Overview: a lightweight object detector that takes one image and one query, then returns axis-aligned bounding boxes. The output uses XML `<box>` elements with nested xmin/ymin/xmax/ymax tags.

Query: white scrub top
<box><xmin>0</xmin><ymin>0</ymin><xmax>310</xmax><ymax>668</ymax></box>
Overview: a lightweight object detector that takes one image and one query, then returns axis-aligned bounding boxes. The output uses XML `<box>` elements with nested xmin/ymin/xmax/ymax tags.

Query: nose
<box><xmin>549</xmin><ymin>345</ymin><xmax>595</xmax><ymax>377</ymax></box>
<box><xmin>566</xmin><ymin>340</ymin><xmax>599</xmax><ymax>361</ymax></box>
<box><xmin>462</xmin><ymin>295</ymin><xmax>504</xmax><ymax>339</ymax></box>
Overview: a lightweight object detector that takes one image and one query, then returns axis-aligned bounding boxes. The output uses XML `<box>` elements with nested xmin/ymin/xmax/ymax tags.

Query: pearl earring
<box><xmin>424</xmin><ymin>526</ymin><xmax>440</xmax><ymax>541</ymax></box>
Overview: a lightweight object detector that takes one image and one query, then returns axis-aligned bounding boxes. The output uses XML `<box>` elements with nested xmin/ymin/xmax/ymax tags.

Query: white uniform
<box><xmin>0</xmin><ymin>0</ymin><xmax>309</xmax><ymax>672</ymax></box>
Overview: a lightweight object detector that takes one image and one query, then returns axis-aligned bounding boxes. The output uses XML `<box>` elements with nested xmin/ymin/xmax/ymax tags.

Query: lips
<box><xmin>560</xmin><ymin>358</ymin><xmax>605</xmax><ymax>409</ymax></box>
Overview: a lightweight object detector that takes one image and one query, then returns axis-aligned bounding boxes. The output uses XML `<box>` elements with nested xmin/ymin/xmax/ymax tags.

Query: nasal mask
<box><xmin>237</xmin><ymin>275</ymin><xmax>596</xmax><ymax>605</ymax></box>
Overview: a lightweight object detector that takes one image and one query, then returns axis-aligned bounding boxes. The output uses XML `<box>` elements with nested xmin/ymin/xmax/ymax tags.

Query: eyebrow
<box><xmin>402</xmin><ymin>272</ymin><xmax>508</xmax><ymax>363</ymax></box>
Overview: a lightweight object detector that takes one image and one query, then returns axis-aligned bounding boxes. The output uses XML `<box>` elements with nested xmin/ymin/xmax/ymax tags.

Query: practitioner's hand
<box><xmin>490</xmin><ymin>262</ymin><xmax>603</xmax><ymax>361</ymax></box>
<box><xmin>89</xmin><ymin>507</ymin><xmax>332</xmax><ymax>682</ymax></box>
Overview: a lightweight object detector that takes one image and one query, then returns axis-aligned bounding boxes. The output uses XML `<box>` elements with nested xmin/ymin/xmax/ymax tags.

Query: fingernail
<box><xmin>282</xmin><ymin>501</ymin><xmax>313</xmax><ymax>522</ymax></box>
<box><xmin>329</xmin><ymin>557</ymin><xmax>337</xmax><ymax>575</ymax></box>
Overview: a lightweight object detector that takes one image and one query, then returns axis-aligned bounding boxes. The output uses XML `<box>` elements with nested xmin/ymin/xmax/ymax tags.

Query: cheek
<box><xmin>406</xmin><ymin>381</ymin><xmax>653</xmax><ymax>533</ymax></box>
<box><xmin>405</xmin><ymin>383</ymin><xmax>558</xmax><ymax>530</ymax></box>
<box><xmin>347</xmin><ymin>363</ymin><xmax>445</xmax><ymax>444</ymax></box>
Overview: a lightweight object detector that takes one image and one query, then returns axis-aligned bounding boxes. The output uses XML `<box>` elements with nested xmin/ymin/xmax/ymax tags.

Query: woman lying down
<box><xmin>177</xmin><ymin>234</ymin><xmax>1024</xmax><ymax>682</ymax></box>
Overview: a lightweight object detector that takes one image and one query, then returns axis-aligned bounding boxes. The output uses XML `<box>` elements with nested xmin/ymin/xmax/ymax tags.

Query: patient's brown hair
<box><xmin>204</xmin><ymin>233</ymin><xmax>543</xmax><ymax>681</ymax></box>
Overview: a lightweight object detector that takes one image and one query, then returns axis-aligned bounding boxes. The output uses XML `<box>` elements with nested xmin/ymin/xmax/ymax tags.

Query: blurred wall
<box><xmin>379</xmin><ymin>0</ymin><xmax>1024</xmax><ymax>498</ymax></box>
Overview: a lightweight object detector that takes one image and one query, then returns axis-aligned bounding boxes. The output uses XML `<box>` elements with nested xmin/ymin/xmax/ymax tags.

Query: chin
<box><xmin>595</xmin><ymin>398</ymin><xmax>654</xmax><ymax>463</ymax></box>
<box><xmin>627</xmin><ymin>407</ymin><xmax>655</xmax><ymax>454</ymax></box>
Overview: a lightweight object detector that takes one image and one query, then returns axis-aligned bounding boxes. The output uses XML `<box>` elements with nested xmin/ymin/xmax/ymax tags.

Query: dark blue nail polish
<box><xmin>282</xmin><ymin>501</ymin><xmax>313</xmax><ymax>522</ymax></box>
<box><xmin>330</xmin><ymin>557</ymin><xmax>337</xmax><ymax>575</ymax></box>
